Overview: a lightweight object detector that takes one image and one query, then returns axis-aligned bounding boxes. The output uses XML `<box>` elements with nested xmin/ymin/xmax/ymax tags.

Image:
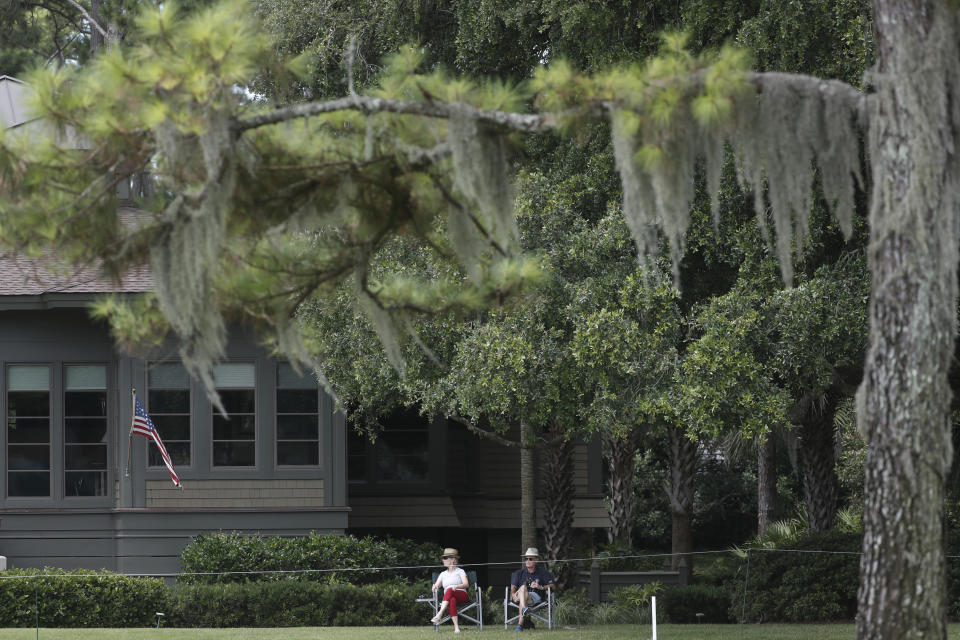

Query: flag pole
<box><xmin>124</xmin><ymin>387</ymin><xmax>135</xmax><ymax>477</ymax></box>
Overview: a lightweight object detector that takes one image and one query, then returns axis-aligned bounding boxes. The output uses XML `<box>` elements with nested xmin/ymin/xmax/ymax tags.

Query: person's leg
<box><xmin>450</xmin><ymin>590</ymin><xmax>468</xmax><ymax>631</ymax></box>
<box><xmin>432</xmin><ymin>588</ymin><xmax>454</xmax><ymax>623</ymax></box>
<box><xmin>515</xmin><ymin>585</ymin><xmax>529</xmax><ymax>626</ymax></box>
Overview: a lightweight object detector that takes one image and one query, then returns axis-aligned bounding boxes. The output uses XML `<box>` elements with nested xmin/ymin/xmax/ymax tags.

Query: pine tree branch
<box><xmin>235</xmin><ymin>73</ymin><xmax>867</xmax><ymax>135</ymax></box>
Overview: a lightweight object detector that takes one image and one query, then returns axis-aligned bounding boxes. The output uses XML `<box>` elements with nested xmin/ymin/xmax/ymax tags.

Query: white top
<box><xmin>439</xmin><ymin>567</ymin><xmax>468</xmax><ymax>591</ymax></box>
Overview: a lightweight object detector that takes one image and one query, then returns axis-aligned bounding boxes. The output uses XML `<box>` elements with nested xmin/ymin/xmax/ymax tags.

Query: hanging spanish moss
<box><xmin>611</xmin><ymin>76</ymin><xmax>864</xmax><ymax>285</ymax></box>
<box><xmin>150</xmin><ymin>111</ymin><xmax>234</xmax><ymax>412</ymax></box>
<box><xmin>447</xmin><ymin>106</ymin><xmax>520</xmax><ymax>278</ymax></box>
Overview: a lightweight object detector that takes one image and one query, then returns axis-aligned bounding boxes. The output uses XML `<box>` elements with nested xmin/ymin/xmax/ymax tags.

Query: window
<box><xmin>348</xmin><ymin>408</ymin><xmax>430</xmax><ymax>483</ymax></box>
<box><xmin>7</xmin><ymin>365</ymin><xmax>50</xmax><ymax>497</ymax></box>
<box><xmin>64</xmin><ymin>365</ymin><xmax>108</xmax><ymax>497</ymax></box>
<box><xmin>147</xmin><ymin>362</ymin><xmax>191</xmax><ymax>467</ymax></box>
<box><xmin>276</xmin><ymin>363</ymin><xmax>320</xmax><ymax>467</ymax></box>
<box><xmin>212</xmin><ymin>362</ymin><xmax>255</xmax><ymax>467</ymax></box>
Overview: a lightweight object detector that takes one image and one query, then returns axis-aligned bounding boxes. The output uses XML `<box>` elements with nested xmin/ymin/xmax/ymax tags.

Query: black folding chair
<box><xmin>504</xmin><ymin>585</ymin><xmax>554</xmax><ymax>630</ymax></box>
<box><xmin>417</xmin><ymin>570</ymin><xmax>483</xmax><ymax>631</ymax></box>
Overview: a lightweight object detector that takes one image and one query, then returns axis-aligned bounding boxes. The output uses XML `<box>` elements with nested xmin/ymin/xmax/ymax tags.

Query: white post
<box><xmin>651</xmin><ymin>595</ymin><xmax>657</xmax><ymax>640</ymax></box>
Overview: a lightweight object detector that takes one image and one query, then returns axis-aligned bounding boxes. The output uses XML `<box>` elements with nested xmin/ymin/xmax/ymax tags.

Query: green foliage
<box><xmin>178</xmin><ymin>532</ymin><xmax>437</xmax><ymax>585</ymax></box>
<box><xmin>660</xmin><ymin>584</ymin><xmax>733</xmax><ymax>623</ymax></box>
<box><xmin>0</xmin><ymin>569</ymin><xmax>167</xmax><ymax>627</ymax></box>
<box><xmin>167</xmin><ymin>579</ymin><xmax>424</xmax><ymax>627</ymax></box>
<box><xmin>734</xmin><ymin>530</ymin><xmax>861</xmax><ymax>623</ymax></box>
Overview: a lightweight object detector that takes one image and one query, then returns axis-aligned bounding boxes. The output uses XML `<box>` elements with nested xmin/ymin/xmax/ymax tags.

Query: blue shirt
<box><xmin>511</xmin><ymin>566</ymin><xmax>555</xmax><ymax>593</ymax></box>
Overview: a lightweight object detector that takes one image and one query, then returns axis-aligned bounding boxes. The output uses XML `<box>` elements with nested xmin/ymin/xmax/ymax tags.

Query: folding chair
<box><xmin>417</xmin><ymin>570</ymin><xmax>483</xmax><ymax>631</ymax></box>
<box><xmin>504</xmin><ymin>585</ymin><xmax>554</xmax><ymax>630</ymax></box>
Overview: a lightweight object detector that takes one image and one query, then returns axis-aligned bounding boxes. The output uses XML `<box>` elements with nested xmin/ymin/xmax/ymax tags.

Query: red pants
<box><xmin>443</xmin><ymin>588</ymin><xmax>469</xmax><ymax>617</ymax></box>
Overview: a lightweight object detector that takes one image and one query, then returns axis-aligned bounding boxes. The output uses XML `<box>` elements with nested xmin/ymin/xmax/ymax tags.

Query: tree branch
<box><xmin>62</xmin><ymin>0</ymin><xmax>108</xmax><ymax>40</ymax></box>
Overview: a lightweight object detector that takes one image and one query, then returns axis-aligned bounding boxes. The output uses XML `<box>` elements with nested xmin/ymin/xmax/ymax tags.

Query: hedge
<box><xmin>179</xmin><ymin>532</ymin><xmax>438</xmax><ymax>585</ymax></box>
<box><xmin>167</xmin><ymin>580</ymin><xmax>426</xmax><ymax>627</ymax></box>
<box><xmin>0</xmin><ymin>569</ymin><xmax>168</xmax><ymax>627</ymax></box>
<box><xmin>731</xmin><ymin>530</ymin><xmax>861</xmax><ymax>623</ymax></box>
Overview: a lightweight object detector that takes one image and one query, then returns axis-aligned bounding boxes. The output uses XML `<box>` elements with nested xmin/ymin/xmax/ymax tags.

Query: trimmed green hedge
<box><xmin>179</xmin><ymin>532</ymin><xmax>438</xmax><ymax>585</ymax></box>
<box><xmin>0</xmin><ymin>569</ymin><xmax>168</xmax><ymax>627</ymax></box>
<box><xmin>660</xmin><ymin>584</ymin><xmax>732</xmax><ymax>623</ymax></box>
<box><xmin>167</xmin><ymin>580</ymin><xmax>426</xmax><ymax>627</ymax></box>
<box><xmin>732</xmin><ymin>531</ymin><xmax>861</xmax><ymax>623</ymax></box>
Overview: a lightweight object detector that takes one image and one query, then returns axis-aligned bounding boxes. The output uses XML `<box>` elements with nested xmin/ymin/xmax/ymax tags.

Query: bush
<box><xmin>732</xmin><ymin>530</ymin><xmax>860</xmax><ymax>623</ymax></box>
<box><xmin>0</xmin><ymin>569</ymin><xmax>168</xmax><ymax>627</ymax></box>
<box><xmin>660</xmin><ymin>584</ymin><xmax>732</xmax><ymax>623</ymax></box>
<box><xmin>168</xmin><ymin>580</ymin><xmax>426</xmax><ymax>626</ymax></box>
<box><xmin>179</xmin><ymin>532</ymin><xmax>438</xmax><ymax>585</ymax></box>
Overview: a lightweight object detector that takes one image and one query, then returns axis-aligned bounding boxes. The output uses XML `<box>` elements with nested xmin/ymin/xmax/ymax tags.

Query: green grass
<box><xmin>1</xmin><ymin>625</ymin><xmax>959</xmax><ymax>640</ymax></box>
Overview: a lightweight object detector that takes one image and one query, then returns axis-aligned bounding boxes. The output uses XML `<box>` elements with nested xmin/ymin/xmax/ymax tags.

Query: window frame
<box><xmin>145</xmin><ymin>361</ymin><xmax>194</xmax><ymax>471</ymax></box>
<box><xmin>210</xmin><ymin>360</ymin><xmax>258</xmax><ymax>469</ymax></box>
<box><xmin>3</xmin><ymin>361</ymin><xmax>113</xmax><ymax>505</ymax></box>
<box><xmin>275</xmin><ymin>363</ymin><xmax>322</xmax><ymax>469</ymax></box>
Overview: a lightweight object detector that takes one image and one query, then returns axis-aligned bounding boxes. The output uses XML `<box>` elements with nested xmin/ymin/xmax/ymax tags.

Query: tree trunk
<box><xmin>541</xmin><ymin>424</ymin><xmax>575</xmax><ymax>590</ymax></box>
<box><xmin>89</xmin><ymin>0</ymin><xmax>106</xmax><ymax>53</ymax></box>
<box><xmin>604</xmin><ymin>427</ymin><xmax>639</xmax><ymax>547</ymax></box>
<box><xmin>799</xmin><ymin>394</ymin><xmax>839</xmax><ymax>533</ymax></box>
<box><xmin>519</xmin><ymin>419</ymin><xmax>538</xmax><ymax>553</ymax></box>
<box><xmin>664</xmin><ymin>426</ymin><xmax>698</xmax><ymax>571</ymax></box>
<box><xmin>757</xmin><ymin>436</ymin><xmax>777</xmax><ymax>536</ymax></box>
<box><xmin>857</xmin><ymin>2</ymin><xmax>960</xmax><ymax>638</ymax></box>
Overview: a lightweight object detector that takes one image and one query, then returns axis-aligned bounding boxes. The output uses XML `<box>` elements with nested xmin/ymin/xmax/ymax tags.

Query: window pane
<box><xmin>277</xmin><ymin>415</ymin><xmax>319</xmax><ymax>440</ymax></box>
<box><xmin>8</xmin><ymin>365</ymin><xmax>49</xmax><ymax>391</ymax></box>
<box><xmin>65</xmin><ymin>391</ymin><xmax>106</xmax><ymax>417</ymax></box>
<box><xmin>148</xmin><ymin>362</ymin><xmax>189</xmax><ymax>388</ymax></box>
<box><xmin>149</xmin><ymin>389</ymin><xmax>189</xmax><ymax>413</ymax></box>
<box><xmin>151</xmin><ymin>442</ymin><xmax>191</xmax><ymax>467</ymax></box>
<box><xmin>65</xmin><ymin>365</ymin><xmax>106</xmax><ymax>390</ymax></box>
<box><xmin>65</xmin><ymin>471</ymin><xmax>107</xmax><ymax>497</ymax></box>
<box><xmin>213</xmin><ymin>415</ymin><xmax>256</xmax><ymax>440</ymax></box>
<box><xmin>9</xmin><ymin>472</ymin><xmax>49</xmax><ymax>496</ymax></box>
<box><xmin>64</xmin><ymin>418</ymin><xmax>107</xmax><ymax>443</ymax></box>
<box><xmin>376</xmin><ymin>455</ymin><xmax>428</xmax><ymax>481</ymax></box>
<box><xmin>8</xmin><ymin>418</ymin><xmax>50</xmax><ymax>443</ymax></box>
<box><xmin>213</xmin><ymin>442</ymin><xmax>255</xmax><ymax>466</ymax></box>
<box><xmin>9</xmin><ymin>445</ymin><xmax>50</xmax><ymax>470</ymax></box>
<box><xmin>277</xmin><ymin>389</ymin><xmax>318</xmax><ymax>413</ymax></box>
<box><xmin>379</xmin><ymin>430</ymin><xmax>429</xmax><ymax>457</ymax></box>
<box><xmin>219</xmin><ymin>389</ymin><xmax>255</xmax><ymax>414</ymax></box>
<box><xmin>277</xmin><ymin>363</ymin><xmax>317</xmax><ymax>389</ymax></box>
<box><xmin>65</xmin><ymin>445</ymin><xmax>108</xmax><ymax>470</ymax></box>
<box><xmin>348</xmin><ymin>456</ymin><xmax>366</xmax><ymax>482</ymax></box>
<box><xmin>278</xmin><ymin>442</ymin><xmax>319</xmax><ymax>466</ymax></box>
<box><xmin>8</xmin><ymin>391</ymin><xmax>49</xmax><ymax>417</ymax></box>
<box><xmin>214</xmin><ymin>363</ymin><xmax>255</xmax><ymax>388</ymax></box>
<box><xmin>151</xmin><ymin>415</ymin><xmax>190</xmax><ymax>441</ymax></box>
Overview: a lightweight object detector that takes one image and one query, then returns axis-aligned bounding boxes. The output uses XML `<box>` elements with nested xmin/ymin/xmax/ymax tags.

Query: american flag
<box><xmin>132</xmin><ymin>395</ymin><xmax>181</xmax><ymax>487</ymax></box>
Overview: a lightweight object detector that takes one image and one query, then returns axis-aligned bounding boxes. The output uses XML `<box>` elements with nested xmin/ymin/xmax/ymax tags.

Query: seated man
<box><xmin>510</xmin><ymin>547</ymin><xmax>556</xmax><ymax>631</ymax></box>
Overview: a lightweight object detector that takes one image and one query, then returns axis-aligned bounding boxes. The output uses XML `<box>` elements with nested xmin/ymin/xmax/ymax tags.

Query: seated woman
<box><xmin>430</xmin><ymin>548</ymin><xmax>469</xmax><ymax>633</ymax></box>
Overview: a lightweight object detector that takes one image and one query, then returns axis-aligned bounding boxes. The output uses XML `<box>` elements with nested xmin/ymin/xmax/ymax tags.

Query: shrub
<box><xmin>179</xmin><ymin>532</ymin><xmax>438</xmax><ymax>584</ymax></box>
<box><xmin>0</xmin><ymin>569</ymin><xmax>168</xmax><ymax>627</ymax></box>
<box><xmin>660</xmin><ymin>584</ymin><xmax>732</xmax><ymax>623</ymax></box>
<box><xmin>167</xmin><ymin>579</ymin><xmax>426</xmax><ymax>626</ymax></box>
<box><xmin>732</xmin><ymin>530</ymin><xmax>860</xmax><ymax>623</ymax></box>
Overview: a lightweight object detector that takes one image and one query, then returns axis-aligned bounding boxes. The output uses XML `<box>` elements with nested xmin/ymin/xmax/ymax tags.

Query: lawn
<box><xmin>0</xmin><ymin>625</ymin><xmax>863</xmax><ymax>640</ymax></box>
<box><xmin>4</xmin><ymin>625</ymin><xmax>960</xmax><ymax>640</ymax></box>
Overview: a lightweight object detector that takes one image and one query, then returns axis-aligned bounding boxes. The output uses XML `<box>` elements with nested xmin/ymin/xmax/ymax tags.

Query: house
<box><xmin>0</xmin><ymin>74</ymin><xmax>608</xmax><ymax>583</ymax></box>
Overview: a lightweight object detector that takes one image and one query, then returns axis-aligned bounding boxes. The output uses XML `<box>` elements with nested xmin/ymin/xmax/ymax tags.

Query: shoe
<box><xmin>521</xmin><ymin>606</ymin><xmax>529</xmax><ymax>616</ymax></box>
<box><xmin>431</xmin><ymin>614</ymin><xmax>443</xmax><ymax>624</ymax></box>
<box><xmin>454</xmin><ymin>630</ymin><xmax>461</xmax><ymax>634</ymax></box>
<box><xmin>514</xmin><ymin>624</ymin><xmax>523</xmax><ymax>632</ymax></box>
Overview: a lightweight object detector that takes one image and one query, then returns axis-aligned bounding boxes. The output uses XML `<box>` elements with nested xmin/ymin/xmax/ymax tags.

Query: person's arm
<box><xmin>432</xmin><ymin>574</ymin><xmax>443</xmax><ymax>591</ymax></box>
<box><xmin>458</xmin><ymin>569</ymin><xmax>469</xmax><ymax>590</ymax></box>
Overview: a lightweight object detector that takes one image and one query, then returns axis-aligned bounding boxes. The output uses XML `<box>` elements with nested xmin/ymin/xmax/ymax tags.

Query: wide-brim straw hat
<box><xmin>522</xmin><ymin>547</ymin><xmax>540</xmax><ymax>559</ymax></box>
<box><xmin>442</xmin><ymin>548</ymin><xmax>460</xmax><ymax>559</ymax></box>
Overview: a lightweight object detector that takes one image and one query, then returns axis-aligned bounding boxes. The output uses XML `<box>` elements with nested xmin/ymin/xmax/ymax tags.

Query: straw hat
<box><xmin>442</xmin><ymin>548</ymin><xmax>460</xmax><ymax>559</ymax></box>
<box><xmin>522</xmin><ymin>547</ymin><xmax>540</xmax><ymax>559</ymax></box>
